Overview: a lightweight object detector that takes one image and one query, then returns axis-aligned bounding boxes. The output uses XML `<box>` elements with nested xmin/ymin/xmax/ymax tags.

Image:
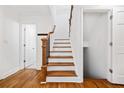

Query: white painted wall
<box><xmin>19</xmin><ymin>16</ymin><xmax>53</xmax><ymax>33</ymax></box>
<box><xmin>0</xmin><ymin>8</ymin><xmax>20</xmax><ymax>79</ymax></box>
<box><xmin>54</xmin><ymin>13</ymin><xmax>69</xmax><ymax>39</ymax></box>
<box><xmin>70</xmin><ymin>6</ymin><xmax>83</xmax><ymax>82</ymax></box>
<box><xmin>83</xmin><ymin>12</ymin><xmax>108</xmax><ymax>79</ymax></box>
<box><xmin>53</xmin><ymin>6</ymin><xmax>70</xmax><ymax>39</ymax></box>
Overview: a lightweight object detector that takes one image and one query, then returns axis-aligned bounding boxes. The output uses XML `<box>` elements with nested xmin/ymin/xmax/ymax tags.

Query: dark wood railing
<box><xmin>38</xmin><ymin>25</ymin><xmax>56</xmax><ymax>82</ymax></box>
<box><xmin>69</xmin><ymin>5</ymin><xmax>74</xmax><ymax>37</ymax></box>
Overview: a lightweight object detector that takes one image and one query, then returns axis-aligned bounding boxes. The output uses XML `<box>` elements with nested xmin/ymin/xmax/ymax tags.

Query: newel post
<box><xmin>41</xmin><ymin>38</ymin><xmax>48</xmax><ymax>82</ymax></box>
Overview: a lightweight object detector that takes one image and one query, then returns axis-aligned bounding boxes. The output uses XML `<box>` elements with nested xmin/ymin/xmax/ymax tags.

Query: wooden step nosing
<box><xmin>49</xmin><ymin>56</ymin><xmax>73</xmax><ymax>58</ymax></box>
<box><xmin>49</xmin><ymin>57</ymin><xmax>73</xmax><ymax>59</ymax></box>
<box><xmin>53</xmin><ymin>46</ymin><xmax>71</xmax><ymax>48</ymax></box>
<box><xmin>47</xmin><ymin>70</ymin><xmax>75</xmax><ymax>72</ymax></box>
<box><xmin>54</xmin><ymin>43</ymin><xmax>71</xmax><ymax>44</ymax></box>
<box><xmin>50</xmin><ymin>51</ymin><xmax>72</xmax><ymax>52</ymax></box>
<box><xmin>47</xmin><ymin>63</ymin><xmax>74</xmax><ymax>66</ymax></box>
<box><xmin>47</xmin><ymin>65</ymin><xmax>74</xmax><ymax>66</ymax></box>
<box><xmin>47</xmin><ymin>71</ymin><xmax>77</xmax><ymax>77</ymax></box>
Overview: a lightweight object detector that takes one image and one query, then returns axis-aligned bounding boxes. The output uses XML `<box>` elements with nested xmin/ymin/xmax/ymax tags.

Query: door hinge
<box><xmin>109</xmin><ymin>42</ymin><xmax>113</xmax><ymax>46</ymax></box>
<box><xmin>24</xmin><ymin>28</ymin><xmax>26</xmax><ymax>31</ymax></box>
<box><xmin>24</xmin><ymin>60</ymin><xmax>26</xmax><ymax>63</ymax></box>
<box><xmin>24</xmin><ymin>44</ymin><xmax>26</xmax><ymax>47</ymax></box>
<box><xmin>109</xmin><ymin>69</ymin><xmax>113</xmax><ymax>73</ymax></box>
<box><xmin>110</xmin><ymin>15</ymin><xmax>113</xmax><ymax>20</ymax></box>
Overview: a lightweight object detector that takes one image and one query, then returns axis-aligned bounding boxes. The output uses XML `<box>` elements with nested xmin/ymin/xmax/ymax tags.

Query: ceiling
<box><xmin>0</xmin><ymin>5</ymin><xmax>51</xmax><ymax>16</ymax></box>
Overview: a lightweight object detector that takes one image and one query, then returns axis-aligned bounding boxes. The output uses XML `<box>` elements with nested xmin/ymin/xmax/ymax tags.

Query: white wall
<box><xmin>19</xmin><ymin>15</ymin><xmax>53</xmax><ymax>33</ymax></box>
<box><xmin>0</xmin><ymin>9</ymin><xmax>20</xmax><ymax>79</ymax></box>
<box><xmin>54</xmin><ymin>13</ymin><xmax>69</xmax><ymax>39</ymax></box>
<box><xmin>70</xmin><ymin>6</ymin><xmax>83</xmax><ymax>82</ymax></box>
<box><xmin>53</xmin><ymin>6</ymin><xmax>70</xmax><ymax>39</ymax></box>
<box><xmin>83</xmin><ymin>12</ymin><xmax>108</xmax><ymax>79</ymax></box>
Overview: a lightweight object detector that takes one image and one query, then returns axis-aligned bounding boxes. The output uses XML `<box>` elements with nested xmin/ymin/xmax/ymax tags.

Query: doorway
<box><xmin>22</xmin><ymin>24</ymin><xmax>37</xmax><ymax>69</ymax></box>
<box><xmin>82</xmin><ymin>8</ymin><xmax>112</xmax><ymax>81</ymax></box>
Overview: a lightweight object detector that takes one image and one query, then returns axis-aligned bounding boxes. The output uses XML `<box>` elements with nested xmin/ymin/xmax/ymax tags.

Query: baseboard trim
<box><xmin>0</xmin><ymin>66</ymin><xmax>20</xmax><ymax>80</ymax></box>
<box><xmin>36</xmin><ymin>65</ymin><xmax>41</xmax><ymax>70</ymax></box>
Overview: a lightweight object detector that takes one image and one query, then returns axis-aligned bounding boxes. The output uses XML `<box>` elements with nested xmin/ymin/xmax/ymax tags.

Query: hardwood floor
<box><xmin>0</xmin><ymin>69</ymin><xmax>124</xmax><ymax>88</ymax></box>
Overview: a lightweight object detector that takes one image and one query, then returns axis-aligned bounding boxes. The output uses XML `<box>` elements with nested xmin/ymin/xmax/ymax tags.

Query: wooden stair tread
<box><xmin>54</xmin><ymin>42</ymin><xmax>70</xmax><ymax>44</ymax></box>
<box><xmin>49</xmin><ymin>56</ymin><xmax>73</xmax><ymax>58</ymax></box>
<box><xmin>50</xmin><ymin>51</ymin><xmax>72</xmax><ymax>52</ymax></box>
<box><xmin>53</xmin><ymin>46</ymin><xmax>71</xmax><ymax>48</ymax></box>
<box><xmin>47</xmin><ymin>71</ymin><xmax>77</xmax><ymax>77</ymax></box>
<box><xmin>47</xmin><ymin>62</ymin><xmax>74</xmax><ymax>66</ymax></box>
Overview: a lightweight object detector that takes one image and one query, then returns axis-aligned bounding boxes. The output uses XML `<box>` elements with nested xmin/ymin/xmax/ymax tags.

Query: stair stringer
<box><xmin>69</xmin><ymin>39</ymin><xmax>79</xmax><ymax>78</ymax></box>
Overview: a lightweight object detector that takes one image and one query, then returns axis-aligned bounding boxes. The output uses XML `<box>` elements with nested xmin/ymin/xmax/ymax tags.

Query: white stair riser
<box><xmin>53</xmin><ymin>44</ymin><xmax>71</xmax><ymax>46</ymax></box>
<box><xmin>53</xmin><ymin>48</ymin><xmax>71</xmax><ymax>51</ymax></box>
<box><xmin>46</xmin><ymin>77</ymin><xmax>78</xmax><ymax>82</ymax></box>
<box><xmin>47</xmin><ymin>66</ymin><xmax>75</xmax><ymax>71</ymax></box>
<box><xmin>54</xmin><ymin>41</ymin><xmax>70</xmax><ymax>43</ymax></box>
<box><xmin>49</xmin><ymin>58</ymin><xmax>73</xmax><ymax>62</ymax></box>
<box><xmin>50</xmin><ymin>52</ymin><xmax>72</xmax><ymax>56</ymax></box>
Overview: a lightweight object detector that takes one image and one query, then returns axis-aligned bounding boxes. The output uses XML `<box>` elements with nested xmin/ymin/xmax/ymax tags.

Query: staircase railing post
<box><xmin>41</xmin><ymin>38</ymin><xmax>48</xmax><ymax>82</ymax></box>
<box><xmin>40</xmin><ymin>25</ymin><xmax>56</xmax><ymax>83</ymax></box>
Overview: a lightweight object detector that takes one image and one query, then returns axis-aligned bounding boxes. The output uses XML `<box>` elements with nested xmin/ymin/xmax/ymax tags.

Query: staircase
<box><xmin>40</xmin><ymin>6</ymin><xmax>77</xmax><ymax>83</ymax></box>
<box><xmin>46</xmin><ymin>38</ymin><xmax>77</xmax><ymax>82</ymax></box>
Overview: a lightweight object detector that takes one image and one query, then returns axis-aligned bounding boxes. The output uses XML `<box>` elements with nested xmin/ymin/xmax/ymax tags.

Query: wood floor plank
<box><xmin>83</xmin><ymin>79</ymin><xmax>97</xmax><ymax>88</ymax></box>
<box><xmin>0</xmin><ymin>69</ymin><xmax>124</xmax><ymax>88</ymax></box>
<box><xmin>92</xmin><ymin>79</ymin><xmax>109</xmax><ymax>88</ymax></box>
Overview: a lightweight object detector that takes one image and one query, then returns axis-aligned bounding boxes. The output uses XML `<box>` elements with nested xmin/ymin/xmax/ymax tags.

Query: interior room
<box><xmin>83</xmin><ymin>9</ymin><xmax>111</xmax><ymax>79</ymax></box>
<box><xmin>1</xmin><ymin>5</ymin><xmax>124</xmax><ymax>88</ymax></box>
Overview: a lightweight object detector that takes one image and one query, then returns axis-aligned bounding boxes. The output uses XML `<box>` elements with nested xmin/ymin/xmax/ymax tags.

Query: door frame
<box><xmin>19</xmin><ymin>23</ymin><xmax>37</xmax><ymax>69</ymax></box>
<box><xmin>81</xmin><ymin>6</ymin><xmax>113</xmax><ymax>82</ymax></box>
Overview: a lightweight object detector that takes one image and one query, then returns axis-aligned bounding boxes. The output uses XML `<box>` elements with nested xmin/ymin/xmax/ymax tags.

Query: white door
<box><xmin>23</xmin><ymin>24</ymin><xmax>36</xmax><ymax>69</ymax></box>
<box><xmin>112</xmin><ymin>7</ymin><xmax>124</xmax><ymax>84</ymax></box>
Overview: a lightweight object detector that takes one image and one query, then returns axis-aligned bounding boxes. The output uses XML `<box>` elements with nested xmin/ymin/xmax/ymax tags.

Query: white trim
<box><xmin>0</xmin><ymin>66</ymin><xmax>20</xmax><ymax>80</ymax></box>
<box><xmin>107</xmin><ymin>9</ymin><xmax>113</xmax><ymax>82</ymax></box>
<box><xmin>81</xmin><ymin>7</ymin><xmax>84</xmax><ymax>82</ymax></box>
<box><xmin>36</xmin><ymin>65</ymin><xmax>41</xmax><ymax>70</ymax></box>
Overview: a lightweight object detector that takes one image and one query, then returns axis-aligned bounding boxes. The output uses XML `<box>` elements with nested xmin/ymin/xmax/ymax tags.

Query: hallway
<box><xmin>0</xmin><ymin>69</ymin><xmax>124</xmax><ymax>88</ymax></box>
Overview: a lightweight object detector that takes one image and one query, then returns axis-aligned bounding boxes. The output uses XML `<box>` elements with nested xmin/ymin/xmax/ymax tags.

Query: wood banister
<box><xmin>40</xmin><ymin>25</ymin><xmax>56</xmax><ymax>82</ymax></box>
<box><xmin>69</xmin><ymin>5</ymin><xmax>74</xmax><ymax>37</ymax></box>
<box><xmin>42</xmin><ymin>38</ymin><xmax>48</xmax><ymax>66</ymax></box>
<box><xmin>41</xmin><ymin>38</ymin><xmax>48</xmax><ymax>82</ymax></box>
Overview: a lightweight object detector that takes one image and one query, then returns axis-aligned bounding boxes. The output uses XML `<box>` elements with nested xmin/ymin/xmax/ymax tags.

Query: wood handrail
<box><xmin>37</xmin><ymin>33</ymin><xmax>48</xmax><ymax>36</ymax></box>
<box><xmin>38</xmin><ymin>25</ymin><xmax>56</xmax><ymax>37</ymax></box>
<box><xmin>40</xmin><ymin>25</ymin><xmax>56</xmax><ymax>82</ymax></box>
<box><xmin>69</xmin><ymin>5</ymin><xmax>74</xmax><ymax>37</ymax></box>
